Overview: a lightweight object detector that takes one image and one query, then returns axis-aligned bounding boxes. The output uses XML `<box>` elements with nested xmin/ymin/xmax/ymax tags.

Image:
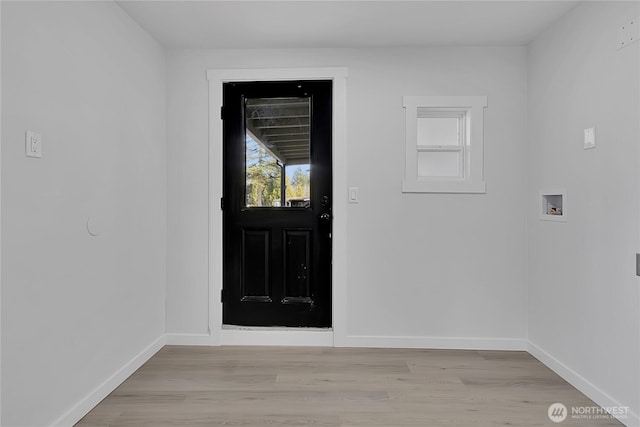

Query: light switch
<box><xmin>25</xmin><ymin>131</ymin><xmax>42</xmax><ymax>158</ymax></box>
<box><xmin>348</xmin><ymin>187</ymin><xmax>359</xmax><ymax>204</ymax></box>
<box><xmin>584</xmin><ymin>128</ymin><xmax>595</xmax><ymax>150</ymax></box>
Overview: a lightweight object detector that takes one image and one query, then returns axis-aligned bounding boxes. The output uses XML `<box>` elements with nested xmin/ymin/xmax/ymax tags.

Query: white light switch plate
<box><xmin>584</xmin><ymin>127</ymin><xmax>595</xmax><ymax>150</ymax></box>
<box><xmin>25</xmin><ymin>131</ymin><xmax>42</xmax><ymax>158</ymax></box>
<box><xmin>348</xmin><ymin>187</ymin><xmax>359</xmax><ymax>203</ymax></box>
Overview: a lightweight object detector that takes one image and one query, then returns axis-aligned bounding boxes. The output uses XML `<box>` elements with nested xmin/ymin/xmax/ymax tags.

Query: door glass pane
<box><xmin>245</xmin><ymin>97</ymin><xmax>311</xmax><ymax>208</ymax></box>
<box><xmin>417</xmin><ymin>151</ymin><xmax>460</xmax><ymax>177</ymax></box>
<box><xmin>417</xmin><ymin>117</ymin><xmax>459</xmax><ymax>146</ymax></box>
<box><xmin>285</xmin><ymin>164</ymin><xmax>310</xmax><ymax>207</ymax></box>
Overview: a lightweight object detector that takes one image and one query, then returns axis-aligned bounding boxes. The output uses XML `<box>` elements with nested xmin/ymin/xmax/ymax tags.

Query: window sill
<box><xmin>402</xmin><ymin>180</ymin><xmax>486</xmax><ymax>194</ymax></box>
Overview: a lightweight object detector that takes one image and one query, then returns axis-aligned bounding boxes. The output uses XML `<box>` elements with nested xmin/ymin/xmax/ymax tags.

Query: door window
<box><xmin>244</xmin><ymin>97</ymin><xmax>311</xmax><ymax>208</ymax></box>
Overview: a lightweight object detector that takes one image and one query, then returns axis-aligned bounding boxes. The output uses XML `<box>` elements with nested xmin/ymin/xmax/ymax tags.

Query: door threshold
<box><xmin>222</xmin><ymin>325</ymin><xmax>332</xmax><ymax>331</ymax></box>
<box><xmin>220</xmin><ymin>325</ymin><xmax>334</xmax><ymax>347</ymax></box>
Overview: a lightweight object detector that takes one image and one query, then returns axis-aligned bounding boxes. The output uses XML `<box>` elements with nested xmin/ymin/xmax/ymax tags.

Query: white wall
<box><xmin>527</xmin><ymin>1</ymin><xmax>640</xmax><ymax>422</ymax></box>
<box><xmin>167</xmin><ymin>47</ymin><xmax>528</xmax><ymax>345</ymax></box>
<box><xmin>1</xmin><ymin>2</ymin><xmax>167</xmax><ymax>426</ymax></box>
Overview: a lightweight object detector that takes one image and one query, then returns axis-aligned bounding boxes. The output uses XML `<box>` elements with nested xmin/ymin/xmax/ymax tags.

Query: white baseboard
<box><xmin>165</xmin><ymin>331</ymin><xmax>525</xmax><ymax>351</ymax></box>
<box><xmin>220</xmin><ymin>327</ymin><xmax>333</xmax><ymax>346</ymax></box>
<box><xmin>528</xmin><ymin>341</ymin><xmax>639</xmax><ymax>427</ymax></box>
<box><xmin>51</xmin><ymin>335</ymin><xmax>165</xmax><ymax>427</ymax></box>
<box><xmin>165</xmin><ymin>333</ymin><xmax>215</xmax><ymax>346</ymax></box>
<box><xmin>343</xmin><ymin>335</ymin><xmax>528</xmax><ymax>351</ymax></box>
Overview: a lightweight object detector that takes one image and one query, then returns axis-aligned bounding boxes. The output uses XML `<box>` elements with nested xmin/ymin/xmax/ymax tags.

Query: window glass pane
<box><xmin>245</xmin><ymin>97</ymin><xmax>310</xmax><ymax>208</ymax></box>
<box><xmin>285</xmin><ymin>164</ymin><xmax>310</xmax><ymax>207</ymax></box>
<box><xmin>417</xmin><ymin>151</ymin><xmax>460</xmax><ymax>177</ymax></box>
<box><xmin>417</xmin><ymin>117</ymin><xmax>459</xmax><ymax>146</ymax></box>
<box><xmin>245</xmin><ymin>133</ymin><xmax>282</xmax><ymax>207</ymax></box>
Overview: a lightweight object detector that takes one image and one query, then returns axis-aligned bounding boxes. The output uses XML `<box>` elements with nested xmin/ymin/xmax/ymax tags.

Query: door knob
<box><xmin>319</xmin><ymin>213</ymin><xmax>332</xmax><ymax>221</ymax></box>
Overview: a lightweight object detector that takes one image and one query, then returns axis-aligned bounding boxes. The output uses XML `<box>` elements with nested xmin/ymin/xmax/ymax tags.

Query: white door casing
<box><xmin>206</xmin><ymin>68</ymin><xmax>348</xmax><ymax>346</ymax></box>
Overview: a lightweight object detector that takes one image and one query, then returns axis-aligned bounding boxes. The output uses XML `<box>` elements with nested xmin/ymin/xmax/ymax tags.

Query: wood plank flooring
<box><xmin>76</xmin><ymin>346</ymin><xmax>623</xmax><ymax>426</ymax></box>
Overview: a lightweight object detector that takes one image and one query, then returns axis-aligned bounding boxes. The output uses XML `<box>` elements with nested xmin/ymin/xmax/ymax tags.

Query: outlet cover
<box><xmin>25</xmin><ymin>131</ymin><xmax>42</xmax><ymax>158</ymax></box>
<box><xmin>584</xmin><ymin>127</ymin><xmax>595</xmax><ymax>150</ymax></box>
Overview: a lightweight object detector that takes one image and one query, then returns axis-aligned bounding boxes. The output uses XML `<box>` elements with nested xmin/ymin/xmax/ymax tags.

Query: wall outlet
<box><xmin>583</xmin><ymin>127</ymin><xmax>595</xmax><ymax>150</ymax></box>
<box><xmin>25</xmin><ymin>131</ymin><xmax>42</xmax><ymax>158</ymax></box>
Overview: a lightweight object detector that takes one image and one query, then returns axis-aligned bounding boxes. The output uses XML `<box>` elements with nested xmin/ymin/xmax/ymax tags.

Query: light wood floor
<box><xmin>76</xmin><ymin>346</ymin><xmax>623</xmax><ymax>426</ymax></box>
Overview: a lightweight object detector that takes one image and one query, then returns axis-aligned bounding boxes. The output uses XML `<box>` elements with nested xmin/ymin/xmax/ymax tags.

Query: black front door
<box><xmin>222</xmin><ymin>80</ymin><xmax>332</xmax><ymax>327</ymax></box>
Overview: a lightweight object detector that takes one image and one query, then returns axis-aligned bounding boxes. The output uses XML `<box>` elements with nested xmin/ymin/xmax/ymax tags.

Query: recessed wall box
<box><xmin>540</xmin><ymin>190</ymin><xmax>567</xmax><ymax>222</ymax></box>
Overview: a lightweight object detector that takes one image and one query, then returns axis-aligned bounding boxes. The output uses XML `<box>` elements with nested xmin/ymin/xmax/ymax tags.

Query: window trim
<box><xmin>402</xmin><ymin>96</ymin><xmax>487</xmax><ymax>194</ymax></box>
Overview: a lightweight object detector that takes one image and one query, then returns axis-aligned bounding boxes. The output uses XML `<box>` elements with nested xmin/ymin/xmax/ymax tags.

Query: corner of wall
<box><xmin>50</xmin><ymin>335</ymin><xmax>166</xmax><ymax>427</ymax></box>
<box><xmin>525</xmin><ymin>1</ymin><xmax>640</xmax><ymax>421</ymax></box>
<box><xmin>528</xmin><ymin>341</ymin><xmax>640</xmax><ymax>427</ymax></box>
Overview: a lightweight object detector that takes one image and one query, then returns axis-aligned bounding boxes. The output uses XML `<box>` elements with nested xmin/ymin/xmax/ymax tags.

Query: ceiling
<box><xmin>117</xmin><ymin>1</ymin><xmax>579</xmax><ymax>49</ymax></box>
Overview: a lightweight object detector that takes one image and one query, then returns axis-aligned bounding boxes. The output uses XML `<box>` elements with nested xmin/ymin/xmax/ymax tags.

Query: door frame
<box><xmin>207</xmin><ymin>68</ymin><xmax>348</xmax><ymax>346</ymax></box>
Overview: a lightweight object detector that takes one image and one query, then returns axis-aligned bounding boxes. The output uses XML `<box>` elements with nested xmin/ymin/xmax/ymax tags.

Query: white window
<box><xmin>402</xmin><ymin>96</ymin><xmax>487</xmax><ymax>193</ymax></box>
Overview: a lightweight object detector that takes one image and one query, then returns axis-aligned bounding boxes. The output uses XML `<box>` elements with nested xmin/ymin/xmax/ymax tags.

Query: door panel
<box><xmin>241</xmin><ymin>229</ymin><xmax>271</xmax><ymax>302</ymax></box>
<box><xmin>283</xmin><ymin>229</ymin><xmax>312</xmax><ymax>304</ymax></box>
<box><xmin>223</xmin><ymin>80</ymin><xmax>332</xmax><ymax>327</ymax></box>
